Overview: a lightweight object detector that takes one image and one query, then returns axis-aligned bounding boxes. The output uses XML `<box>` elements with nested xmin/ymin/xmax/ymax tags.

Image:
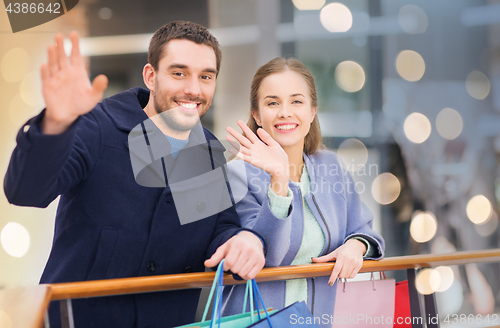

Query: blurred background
<box><xmin>1</xmin><ymin>0</ymin><xmax>500</xmax><ymax>324</ymax></box>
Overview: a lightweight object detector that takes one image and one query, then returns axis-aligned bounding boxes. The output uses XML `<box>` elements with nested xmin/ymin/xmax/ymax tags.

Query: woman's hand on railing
<box><xmin>312</xmin><ymin>238</ymin><xmax>366</xmax><ymax>286</ymax></box>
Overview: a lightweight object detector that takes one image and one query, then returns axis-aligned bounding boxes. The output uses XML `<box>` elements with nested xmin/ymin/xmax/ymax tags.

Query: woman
<box><xmin>222</xmin><ymin>57</ymin><xmax>384</xmax><ymax>323</ymax></box>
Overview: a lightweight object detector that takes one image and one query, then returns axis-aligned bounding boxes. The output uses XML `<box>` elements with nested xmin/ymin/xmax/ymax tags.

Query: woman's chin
<box><xmin>276</xmin><ymin>139</ymin><xmax>303</xmax><ymax>150</ymax></box>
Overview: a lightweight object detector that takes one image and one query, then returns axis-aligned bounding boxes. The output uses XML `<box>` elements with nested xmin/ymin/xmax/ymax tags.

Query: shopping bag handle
<box><xmin>243</xmin><ymin>280</ymin><xmax>255</xmax><ymax>323</ymax></box>
<box><xmin>201</xmin><ymin>260</ymin><xmax>273</xmax><ymax>328</ymax></box>
<box><xmin>252</xmin><ymin>279</ymin><xmax>273</xmax><ymax>327</ymax></box>
<box><xmin>201</xmin><ymin>259</ymin><xmax>225</xmax><ymax>323</ymax></box>
<box><xmin>339</xmin><ymin>271</ymin><xmax>387</xmax><ymax>292</ymax></box>
<box><xmin>211</xmin><ymin>261</ymin><xmax>225</xmax><ymax>328</ymax></box>
<box><xmin>203</xmin><ymin>260</ymin><xmax>257</xmax><ymax>328</ymax></box>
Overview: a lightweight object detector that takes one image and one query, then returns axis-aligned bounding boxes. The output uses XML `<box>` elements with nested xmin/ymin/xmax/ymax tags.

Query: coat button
<box><xmin>197</xmin><ymin>201</ymin><xmax>206</xmax><ymax>213</ymax></box>
<box><xmin>182</xmin><ymin>266</ymin><xmax>193</xmax><ymax>273</ymax></box>
<box><xmin>147</xmin><ymin>261</ymin><xmax>157</xmax><ymax>273</ymax></box>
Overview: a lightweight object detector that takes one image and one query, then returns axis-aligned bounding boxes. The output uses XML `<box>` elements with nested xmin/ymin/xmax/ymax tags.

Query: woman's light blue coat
<box><xmin>222</xmin><ymin>150</ymin><xmax>385</xmax><ymax>328</ymax></box>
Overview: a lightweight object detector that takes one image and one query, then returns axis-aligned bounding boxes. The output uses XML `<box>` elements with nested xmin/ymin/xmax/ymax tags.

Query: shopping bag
<box><xmin>332</xmin><ymin>273</ymin><xmax>396</xmax><ymax>327</ymax></box>
<box><xmin>178</xmin><ymin>259</ymin><xmax>319</xmax><ymax>328</ymax></box>
<box><xmin>176</xmin><ymin>260</ymin><xmax>276</xmax><ymax>328</ymax></box>
<box><xmin>393</xmin><ymin>280</ymin><xmax>411</xmax><ymax>327</ymax></box>
<box><xmin>246</xmin><ymin>280</ymin><xmax>320</xmax><ymax>328</ymax></box>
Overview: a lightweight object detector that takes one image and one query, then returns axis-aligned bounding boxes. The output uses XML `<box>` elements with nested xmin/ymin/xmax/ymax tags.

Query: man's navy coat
<box><xmin>4</xmin><ymin>87</ymin><xmax>250</xmax><ymax>328</ymax></box>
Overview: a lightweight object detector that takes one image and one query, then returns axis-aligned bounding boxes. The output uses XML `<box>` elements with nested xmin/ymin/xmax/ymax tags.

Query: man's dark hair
<box><xmin>148</xmin><ymin>21</ymin><xmax>222</xmax><ymax>76</ymax></box>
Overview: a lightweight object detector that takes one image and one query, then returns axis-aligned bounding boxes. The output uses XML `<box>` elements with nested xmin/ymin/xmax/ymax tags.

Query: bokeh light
<box><xmin>416</xmin><ymin>268</ymin><xmax>441</xmax><ymax>295</ymax></box>
<box><xmin>371</xmin><ymin>173</ymin><xmax>401</xmax><ymax>205</ymax></box>
<box><xmin>1</xmin><ymin>222</ymin><xmax>31</xmax><ymax>258</ymax></box>
<box><xmin>475</xmin><ymin>211</ymin><xmax>498</xmax><ymax>237</ymax></box>
<box><xmin>20</xmin><ymin>71</ymin><xmax>44</xmax><ymax>107</ymax></box>
<box><xmin>410</xmin><ymin>211</ymin><xmax>437</xmax><ymax>243</ymax></box>
<box><xmin>98</xmin><ymin>7</ymin><xmax>113</xmax><ymax>20</ymax></box>
<box><xmin>466</xmin><ymin>195</ymin><xmax>492</xmax><ymax>225</ymax></box>
<box><xmin>434</xmin><ymin>266</ymin><xmax>454</xmax><ymax>292</ymax></box>
<box><xmin>320</xmin><ymin>3</ymin><xmax>353</xmax><ymax>33</ymax></box>
<box><xmin>436</xmin><ymin>108</ymin><xmax>463</xmax><ymax>140</ymax></box>
<box><xmin>404</xmin><ymin>112</ymin><xmax>431</xmax><ymax>144</ymax></box>
<box><xmin>0</xmin><ymin>311</ymin><xmax>12</xmax><ymax>328</ymax></box>
<box><xmin>436</xmin><ymin>279</ymin><xmax>464</xmax><ymax>315</ymax></box>
<box><xmin>398</xmin><ymin>5</ymin><xmax>428</xmax><ymax>34</ymax></box>
<box><xmin>395</xmin><ymin>50</ymin><xmax>425</xmax><ymax>82</ymax></box>
<box><xmin>1</xmin><ymin>47</ymin><xmax>30</xmax><ymax>83</ymax></box>
<box><xmin>465</xmin><ymin>71</ymin><xmax>490</xmax><ymax>100</ymax></box>
<box><xmin>292</xmin><ymin>0</ymin><xmax>325</xmax><ymax>10</ymax></box>
<box><xmin>9</xmin><ymin>94</ymin><xmax>39</xmax><ymax>127</ymax></box>
<box><xmin>9</xmin><ymin>94</ymin><xmax>28</xmax><ymax>127</ymax></box>
<box><xmin>334</xmin><ymin>61</ymin><xmax>366</xmax><ymax>93</ymax></box>
<box><xmin>337</xmin><ymin>138</ymin><xmax>368</xmax><ymax>173</ymax></box>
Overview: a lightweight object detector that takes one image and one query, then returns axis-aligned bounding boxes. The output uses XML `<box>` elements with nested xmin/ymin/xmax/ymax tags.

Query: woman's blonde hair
<box><xmin>247</xmin><ymin>57</ymin><xmax>323</xmax><ymax>155</ymax></box>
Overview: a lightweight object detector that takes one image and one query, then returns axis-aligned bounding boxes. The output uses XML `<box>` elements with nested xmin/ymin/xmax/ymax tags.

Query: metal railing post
<box><xmin>424</xmin><ymin>293</ymin><xmax>440</xmax><ymax>328</ymax></box>
<box><xmin>60</xmin><ymin>299</ymin><xmax>75</xmax><ymax>328</ymax></box>
<box><xmin>407</xmin><ymin>268</ymin><xmax>424</xmax><ymax>328</ymax></box>
<box><xmin>44</xmin><ymin>310</ymin><xmax>50</xmax><ymax>328</ymax></box>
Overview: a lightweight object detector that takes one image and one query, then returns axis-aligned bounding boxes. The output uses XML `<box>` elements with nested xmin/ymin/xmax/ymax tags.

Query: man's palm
<box><xmin>41</xmin><ymin>32</ymin><xmax>107</xmax><ymax>134</ymax></box>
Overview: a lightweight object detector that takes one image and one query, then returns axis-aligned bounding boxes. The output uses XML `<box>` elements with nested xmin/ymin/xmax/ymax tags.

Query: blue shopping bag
<box><xmin>177</xmin><ymin>260</ymin><xmax>318</xmax><ymax>328</ymax></box>
<box><xmin>176</xmin><ymin>260</ymin><xmax>276</xmax><ymax>328</ymax></box>
<box><xmin>246</xmin><ymin>279</ymin><xmax>319</xmax><ymax>328</ymax></box>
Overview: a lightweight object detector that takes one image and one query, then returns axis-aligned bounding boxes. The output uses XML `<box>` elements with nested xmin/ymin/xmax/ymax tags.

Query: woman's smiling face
<box><xmin>253</xmin><ymin>69</ymin><xmax>317</xmax><ymax>152</ymax></box>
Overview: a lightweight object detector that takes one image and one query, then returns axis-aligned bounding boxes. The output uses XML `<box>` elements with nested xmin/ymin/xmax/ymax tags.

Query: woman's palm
<box><xmin>226</xmin><ymin>120</ymin><xmax>289</xmax><ymax>177</ymax></box>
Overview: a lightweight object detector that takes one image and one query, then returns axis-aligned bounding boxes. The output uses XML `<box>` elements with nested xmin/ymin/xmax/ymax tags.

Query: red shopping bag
<box><xmin>393</xmin><ymin>280</ymin><xmax>412</xmax><ymax>327</ymax></box>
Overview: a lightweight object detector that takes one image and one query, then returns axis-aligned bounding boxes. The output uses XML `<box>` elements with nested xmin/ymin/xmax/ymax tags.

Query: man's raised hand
<box><xmin>41</xmin><ymin>31</ymin><xmax>108</xmax><ymax>134</ymax></box>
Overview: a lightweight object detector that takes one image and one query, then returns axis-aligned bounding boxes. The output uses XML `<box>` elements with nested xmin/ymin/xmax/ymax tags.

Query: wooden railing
<box><xmin>2</xmin><ymin>249</ymin><xmax>500</xmax><ymax>328</ymax></box>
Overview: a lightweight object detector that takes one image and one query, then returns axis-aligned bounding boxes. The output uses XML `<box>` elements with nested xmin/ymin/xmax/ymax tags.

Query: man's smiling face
<box><xmin>149</xmin><ymin>39</ymin><xmax>217</xmax><ymax>133</ymax></box>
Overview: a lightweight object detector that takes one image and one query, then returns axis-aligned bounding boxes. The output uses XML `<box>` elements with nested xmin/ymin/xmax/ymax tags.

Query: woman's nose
<box><xmin>278</xmin><ymin>104</ymin><xmax>292</xmax><ymax>118</ymax></box>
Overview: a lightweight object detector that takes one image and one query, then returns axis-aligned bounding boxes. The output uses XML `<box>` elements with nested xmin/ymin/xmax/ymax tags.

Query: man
<box><xmin>4</xmin><ymin>21</ymin><xmax>264</xmax><ymax>328</ymax></box>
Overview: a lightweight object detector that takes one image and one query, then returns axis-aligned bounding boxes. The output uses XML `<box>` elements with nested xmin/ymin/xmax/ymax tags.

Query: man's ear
<box><xmin>251</xmin><ymin>111</ymin><xmax>262</xmax><ymax>126</ymax></box>
<box><xmin>143</xmin><ymin>63</ymin><xmax>155</xmax><ymax>91</ymax></box>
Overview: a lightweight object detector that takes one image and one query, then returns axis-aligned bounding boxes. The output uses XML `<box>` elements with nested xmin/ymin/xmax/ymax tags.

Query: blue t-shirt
<box><xmin>165</xmin><ymin>135</ymin><xmax>189</xmax><ymax>158</ymax></box>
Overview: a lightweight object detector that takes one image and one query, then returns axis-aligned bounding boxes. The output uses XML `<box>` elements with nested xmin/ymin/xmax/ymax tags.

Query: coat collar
<box><xmin>102</xmin><ymin>87</ymin><xmax>150</xmax><ymax>132</ymax></box>
<box><xmin>303</xmin><ymin>153</ymin><xmax>317</xmax><ymax>184</ymax></box>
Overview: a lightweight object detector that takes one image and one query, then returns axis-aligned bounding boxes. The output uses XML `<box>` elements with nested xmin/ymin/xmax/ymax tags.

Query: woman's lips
<box><xmin>274</xmin><ymin>123</ymin><xmax>299</xmax><ymax>133</ymax></box>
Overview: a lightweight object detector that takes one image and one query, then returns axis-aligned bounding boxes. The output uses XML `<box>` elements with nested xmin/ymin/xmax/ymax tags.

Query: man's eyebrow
<box><xmin>202</xmin><ymin>68</ymin><xmax>218</xmax><ymax>75</ymax></box>
<box><xmin>167</xmin><ymin>64</ymin><xmax>217</xmax><ymax>75</ymax></box>
<box><xmin>167</xmin><ymin>64</ymin><xmax>188</xmax><ymax>70</ymax></box>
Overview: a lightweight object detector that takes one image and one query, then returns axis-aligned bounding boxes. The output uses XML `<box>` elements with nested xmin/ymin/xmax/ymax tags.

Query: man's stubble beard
<box><xmin>153</xmin><ymin>90</ymin><xmax>212</xmax><ymax>133</ymax></box>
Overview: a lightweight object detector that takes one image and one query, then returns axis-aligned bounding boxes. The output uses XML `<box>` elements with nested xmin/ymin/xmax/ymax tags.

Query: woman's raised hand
<box><xmin>41</xmin><ymin>31</ymin><xmax>108</xmax><ymax>135</ymax></box>
<box><xmin>226</xmin><ymin>120</ymin><xmax>290</xmax><ymax>196</ymax></box>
